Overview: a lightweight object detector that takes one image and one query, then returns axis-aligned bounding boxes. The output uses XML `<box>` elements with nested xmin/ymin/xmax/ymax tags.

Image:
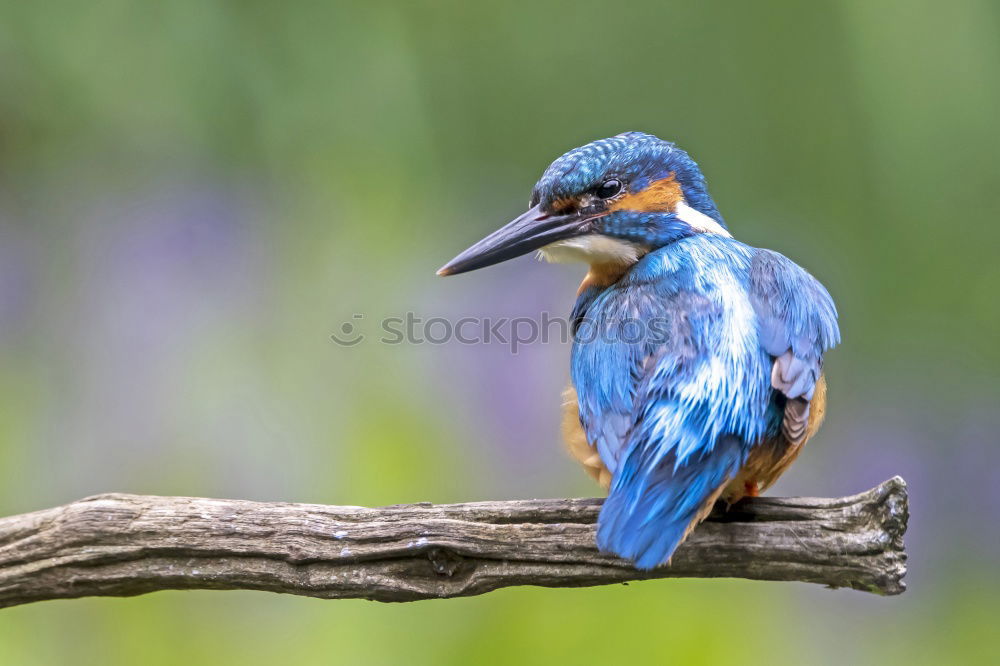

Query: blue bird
<box><xmin>438</xmin><ymin>132</ymin><xmax>840</xmax><ymax>569</ymax></box>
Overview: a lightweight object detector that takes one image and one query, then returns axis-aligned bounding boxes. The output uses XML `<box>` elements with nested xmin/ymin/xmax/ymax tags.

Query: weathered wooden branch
<box><xmin>0</xmin><ymin>477</ymin><xmax>906</xmax><ymax>608</ymax></box>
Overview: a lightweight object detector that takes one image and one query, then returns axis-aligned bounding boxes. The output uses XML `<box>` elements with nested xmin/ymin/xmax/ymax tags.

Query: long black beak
<box><xmin>437</xmin><ymin>204</ymin><xmax>597</xmax><ymax>276</ymax></box>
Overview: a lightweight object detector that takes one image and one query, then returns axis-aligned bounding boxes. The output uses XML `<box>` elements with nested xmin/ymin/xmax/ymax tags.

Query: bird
<box><xmin>437</xmin><ymin>132</ymin><xmax>839</xmax><ymax>569</ymax></box>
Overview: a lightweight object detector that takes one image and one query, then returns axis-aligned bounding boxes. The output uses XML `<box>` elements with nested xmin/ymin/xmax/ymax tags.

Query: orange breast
<box><xmin>561</xmin><ymin>385</ymin><xmax>612</xmax><ymax>490</ymax></box>
<box><xmin>577</xmin><ymin>262</ymin><xmax>631</xmax><ymax>295</ymax></box>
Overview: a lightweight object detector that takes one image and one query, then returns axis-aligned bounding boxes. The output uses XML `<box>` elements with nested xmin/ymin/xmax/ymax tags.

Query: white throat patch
<box><xmin>538</xmin><ymin>235</ymin><xmax>645</xmax><ymax>266</ymax></box>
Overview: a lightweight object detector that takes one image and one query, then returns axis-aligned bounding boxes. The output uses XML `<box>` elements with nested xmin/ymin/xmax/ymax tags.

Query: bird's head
<box><xmin>438</xmin><ymin>132</ymin><xmax>729</xmax><ymax>277</ymax></box>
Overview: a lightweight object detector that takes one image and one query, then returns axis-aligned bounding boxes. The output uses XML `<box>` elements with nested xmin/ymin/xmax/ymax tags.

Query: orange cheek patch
<box><xmin>610</xmin><ymin>175</ymin><xmax>683</xmax><ymax>213</ymax></box>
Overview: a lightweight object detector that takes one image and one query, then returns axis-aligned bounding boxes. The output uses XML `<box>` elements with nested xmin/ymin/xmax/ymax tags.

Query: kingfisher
<box><xmin>437</xmin><ymin>132</ymin><xmax>839</xmax><ymax>569</ymax></box>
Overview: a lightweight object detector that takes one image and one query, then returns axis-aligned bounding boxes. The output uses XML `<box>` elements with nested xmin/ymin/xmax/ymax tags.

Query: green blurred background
<box><xmin>1</xmin><ymin>0</ymin><xmax>998</xmax><ymax>663</ymax></box>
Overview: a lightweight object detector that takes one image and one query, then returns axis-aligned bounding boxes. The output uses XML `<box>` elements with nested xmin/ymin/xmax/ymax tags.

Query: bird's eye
<box><xmin>595</xmin><ymin>179</ymin><xmax>623</xmax><ymax>199</ymax></box>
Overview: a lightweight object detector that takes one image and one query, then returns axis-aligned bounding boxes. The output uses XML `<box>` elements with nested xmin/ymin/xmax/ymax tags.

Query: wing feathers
<box><xmin>771</xmin><ymin>350</ymin><xmax>818</xmax><ymax>400</ymax></box>
<box><xmin>781</xmin><ymin>397</ymin><xmax>810</xmax><ymax>445</ymax></box>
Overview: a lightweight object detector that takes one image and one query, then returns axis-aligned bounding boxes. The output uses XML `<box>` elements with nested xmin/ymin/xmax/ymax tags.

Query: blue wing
<box><xmin>749</xmin><ymin>249</ymin><xmax>840</xmax><ymax>442</ymax></box>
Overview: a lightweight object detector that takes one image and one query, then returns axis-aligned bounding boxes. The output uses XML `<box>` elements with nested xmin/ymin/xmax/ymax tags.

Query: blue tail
<box><xmin>596</xmin><ymin>433</ymin><xmax>746</xmax><ymax>569</ymax></box>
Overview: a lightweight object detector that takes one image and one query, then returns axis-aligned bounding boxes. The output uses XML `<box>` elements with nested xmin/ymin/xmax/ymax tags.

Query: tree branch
<box><xmin>0</xmin><ymin>477</ymin><xmax>907</xmax><ymax>608</ymax></box>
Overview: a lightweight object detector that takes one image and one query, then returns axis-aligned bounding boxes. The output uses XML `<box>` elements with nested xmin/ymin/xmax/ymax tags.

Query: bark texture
<box><xmin>0</xmin><ymin>477</ymin><xmax>907</xmax><ymax>608</ymax></box>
